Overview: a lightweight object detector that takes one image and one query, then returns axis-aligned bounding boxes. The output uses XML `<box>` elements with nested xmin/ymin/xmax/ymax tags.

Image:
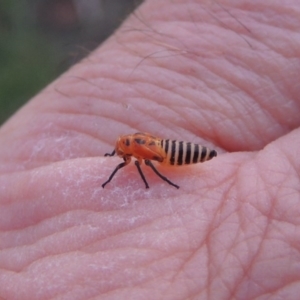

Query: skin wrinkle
<box><xmin>191</xmin><ymin>10</ymin><xmax>253</xmax><ymax>44</ymax></box>
<box><xmin>202</xmin><ymin>63</ymin><xmax>270</xmax><ymax>132</ymax></box>
<box><xmin>204</xmin><ymin>184</ymin><xmax>232</xmax><ymax>298</ymax></box>
<box><xmin>131</xmin><ymin>71</ymin><xmax>197</xmax><ymax>113</ymax></box>
<box><xmin>88</xmin><ymin>223</ymin><xmax>171</xmax><ymax>253</ymax></box>
<box><xmin>129</xmin><ymin>95</ymin><xmax>188</xmax><ymax>135</ymax></box>
<box><xmin>256</xmin><ymin>84</ymin><xmax>299</xmax><ymax>133</ymax></box>
<box><xmin>257</xmin><ymin>152</ymin><xmax>293</xmax><ymax>201</ymax></box>
<box><xmin>119</xmin><ymin>32</ymin><xmax>189</xmax><ymax>67</ymax></box>
<box><xmin>128</xmin><ymin>98</ymin><xmax>174</xmax><ymax>130</ymax></box>
<box><xmin>139</xmin><ymin>106</ymin><xmax>185</xmax><ymax>135</ymax></box>
<box><xmin>208</xmin><ymin>234</ymin><xmax>237</xmax><ymax>287</ymax></box>
<box><xmin>124</xmin><ymin>10</ymin><xmax>160</xmax><ymax>37</ymax></box>
<box><xmin>169</xmin><ymin>247</ymin><xmax>205</xmax><ymax>289</ymax></box>
<box><xmin>0</xmin><ymin>210</ymin><xmax>97</xmax><ymax>249</ymax></box>
<box><xmin>62</xmin><ymin>66</ymin><xmax>126</xmax><ymax>94</ymax></box>
<box><xmin>280</xmin><ymin>151</ymin><xmax>300</xmax><ymax>183</ymax></box>
<box><xmin>262</xmin><ymin>281</ymin><xmax>299</xmax><ymax>300</ymax></box>
<box><xmin>127</xmin><ymin>49</ymin><xmax>187</xmax><ymax>79</ymax></box>
<box><xmin>125</xmin><ymin>67</ymin><xmax>221</xmax><ymax>141</ymax></box>
<box><xmin>229</xmin><ymin>239</ymin><xmax>262</xmax><ymax>298</ymax></box>
<box><xmin>53</xmin><ymin>110</ymin><xmax>130</xmax><ymax>143</ymax></box>
<box><xmin>240</xmin><ymin>223</ymin><xmax>272</xmax><ymax>297</ymax></box>
<box><xmin>65</xmin><ymin>12</ymin><xmax>298</xmax><ymax>150</ymax></box>
<box><xmin>207</xmin><ymin>51</ymin><xmax>300</xmax><ymax>133</ymax></box>
<box><xmin>249</xmin><ymin>23</ymin><xmax>300</xmax><ymax>57</ymax></box>
<box><xmin>49</xmin><ymin>112</ymin><xmax>127</xmax><ymax>143</ymax></box>
<box><xmin>120</xmin><ymin>19</ymin><xmax>258</xmax><ymax>106</ymax></box>
<box><xmin>255</xmin><ymin>23</ymin><xmax>300</xmax><ymax>52</ymax></box>
<box><xmin>132</xmin><ymin>106</ymin><xmax>172</xmax><ymax>134</ymax></box>
<box><xmin>1</xmin><ymin>1</ymin><xmax>300</xmax><ymax>299</ymax></box>
<box><xmin>211</xmin><ymin>163</ymin><xmax>265</xmax><ymax>298</ymax></box>
<box><xmin>191</xmin><ymin>66</ymin><xmax>284</xmax><ymax>150</ymax></box>
<box><xmin>24</xmin><ymin>252</ymin><xmax>122</xmax><ymax>289</ymax></box>
<box><xmin>67</xmin><ymin>67</ymin><xmax>189</xmax><ymax>134</ymax></box>
<box><xmin>37</xmin><ymin>120</ymin><xmax>103</xmax><ymax>148</ymax></box>
<box><xmin>128</xmin><ymin>63</ymin><xmax>187</xmax><ymax>95</ymax></box>
<box><xmin>178</xmin><ymin>111</ymin><xmax>219</xmax><ymax>145</ymax></box>
<box><xmin>258</xmin><ymin>275</ymin><xmax>298</xmax><ymax>299</ymax></box>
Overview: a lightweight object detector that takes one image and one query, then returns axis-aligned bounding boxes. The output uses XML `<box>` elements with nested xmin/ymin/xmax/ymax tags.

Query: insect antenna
<box><xmin>105</xmin><ymin>150</ymin><xmax>116</xmax><ymax>157</ymax></box>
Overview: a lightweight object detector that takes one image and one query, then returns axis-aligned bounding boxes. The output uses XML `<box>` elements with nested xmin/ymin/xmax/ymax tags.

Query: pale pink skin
<box><xmin>1</xmin><ymin>1</ymin><xmax>300</xmax><ymax>299</ymax></box>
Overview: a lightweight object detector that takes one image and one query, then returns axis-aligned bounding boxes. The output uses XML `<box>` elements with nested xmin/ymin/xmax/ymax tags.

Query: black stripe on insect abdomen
<box><xmin>161</xmin><ymin>140</ymin><xmax>216</xmax><ymax>165</ymax></box>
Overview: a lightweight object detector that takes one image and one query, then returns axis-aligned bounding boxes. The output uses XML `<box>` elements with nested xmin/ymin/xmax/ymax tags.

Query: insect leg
<box><xmin>104</xmin><ymin>150</ymin><xmax>116</xmax><ymax>157</ymax></box>
<box><xmin>102</xmin><ymin>159</ymin><xmax>127</xmax><ymax>188</ymax></box>
<box><xmin>134</xmin><ymin>160</ymin><xmax>150</xmax><ymax>189</ymax></box>
<box><xmin>145</xmin><ymin>159</ymin><xmax>179</xmax><ymax>189</ymax></box>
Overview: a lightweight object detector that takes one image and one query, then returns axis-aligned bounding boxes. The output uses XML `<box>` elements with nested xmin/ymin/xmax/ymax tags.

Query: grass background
<box><xmin>0</xmin><ymin>0</ymin><xmax>142</xmax><ymax>125</ymax></box>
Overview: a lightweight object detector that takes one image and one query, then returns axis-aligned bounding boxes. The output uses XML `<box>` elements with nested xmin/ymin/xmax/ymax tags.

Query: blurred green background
<box><xmin>0</xmin><ymin>0</ymin><xmax>142</xmax><ymax>125</ymax></box>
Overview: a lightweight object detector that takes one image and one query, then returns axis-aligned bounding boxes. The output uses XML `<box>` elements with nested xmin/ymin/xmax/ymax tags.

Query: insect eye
<box><xmin>123</xmin><ymin>139</ymin><xmax>130</xmax><ymax>146</ymax></box>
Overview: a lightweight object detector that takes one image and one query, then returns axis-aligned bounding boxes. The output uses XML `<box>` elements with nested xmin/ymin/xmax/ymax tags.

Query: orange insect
<box><xmin>102</xmin><ymin>132</ymin><xmax>217</xmax><ymax>189</ymax></box>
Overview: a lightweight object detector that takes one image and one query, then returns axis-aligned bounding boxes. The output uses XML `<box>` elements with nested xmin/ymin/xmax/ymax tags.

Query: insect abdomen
<box><xmin>160</xmin><ymin>139</ymin><xmax>217</xmax><ymax>165</ymax></box>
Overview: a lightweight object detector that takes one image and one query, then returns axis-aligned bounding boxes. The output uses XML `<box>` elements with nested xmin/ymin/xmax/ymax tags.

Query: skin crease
<box><xmin>1</xmin><ymin>0</ymin><xmax>300</xmax><ymax>299</ymax></box>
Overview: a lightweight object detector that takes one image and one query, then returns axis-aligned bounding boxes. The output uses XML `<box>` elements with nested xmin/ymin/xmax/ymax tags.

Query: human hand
<box><xmin>1</xmin><ymin>1</ymin><xmax>300</xmax><ymax>299</ymax></box>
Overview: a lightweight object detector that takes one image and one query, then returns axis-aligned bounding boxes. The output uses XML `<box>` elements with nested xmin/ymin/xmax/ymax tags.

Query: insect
<box><xmin>102</xmin><ymin>132</ymin><xmax>217</xmax><ymax>189</ymax></box>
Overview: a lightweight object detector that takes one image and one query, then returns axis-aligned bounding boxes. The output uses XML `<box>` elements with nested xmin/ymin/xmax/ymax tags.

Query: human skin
<box><xmin>1</xmin><ymin>0</ymin><xmax>300</xmax><ymax>299</ymax></box>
